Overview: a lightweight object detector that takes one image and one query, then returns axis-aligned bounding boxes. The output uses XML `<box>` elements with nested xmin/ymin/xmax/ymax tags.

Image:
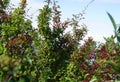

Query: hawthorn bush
<box><xmin>0</xmin><ymin>0</ymin><xmax>120</xmax><ymax>82</ymax></box>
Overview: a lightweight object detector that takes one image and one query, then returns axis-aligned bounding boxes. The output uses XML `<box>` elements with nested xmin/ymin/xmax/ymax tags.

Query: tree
<box><xmin>0</xmin><ymin>0</ymin><xmax>120</xmax><ymax>82</ymax></box>
<box><xmin>0</xmin><ymin>0</ymin><xmax>87</xmax><ymax>81</ymax></box>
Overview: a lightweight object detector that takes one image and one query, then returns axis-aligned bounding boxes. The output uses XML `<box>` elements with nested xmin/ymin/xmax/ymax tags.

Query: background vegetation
<box><xmin>0</xmin><ymin>0</ymin><xmax>120</xmax><ymax>82</ymax></box>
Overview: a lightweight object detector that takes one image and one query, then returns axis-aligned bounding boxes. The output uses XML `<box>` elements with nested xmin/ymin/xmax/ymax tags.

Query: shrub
<box><xmin>0</xmin><ymin>0</ymin><xmax>120</xmax><ymax>82</ymax></box>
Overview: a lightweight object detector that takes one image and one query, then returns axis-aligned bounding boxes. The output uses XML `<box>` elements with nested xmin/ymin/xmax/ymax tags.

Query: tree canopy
<box><xmin>0</xmin><ymin>0</ymin><xmax>120</xmax><ymax>82</ymax></box>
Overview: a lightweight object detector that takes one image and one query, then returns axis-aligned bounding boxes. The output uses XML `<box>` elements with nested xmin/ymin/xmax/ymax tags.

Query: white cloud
<box><xmin>26</xmin><ymin>0</ymin><xmax>45</xmax><ymax>28</ymax></box>
<box><xmin>69</xmin><ymin>0</ymin><xmax>120</xmax><ymax>3</ymax></box>
<box><xmin>10</xmin><ymin>0</ymin><xmax>45</xmax><ymax>28</ymax></box>
<box><xmin>96</xmin><ymin>0</ymin><xmax>120</xmax><ymax>3</ymax></box>
<box><xmin>10</xmin><ymin>0</ymin><xmax>44</xmax><ymax>11</ymax></box>
<box><xmin>85</xmin><ymin>21</ymin><xmax>114</xmax><ymax>42</ymax></box>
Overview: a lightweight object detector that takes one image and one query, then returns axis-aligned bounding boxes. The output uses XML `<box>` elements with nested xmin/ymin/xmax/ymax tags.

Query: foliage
<box><xmin>0</xmin><ymin>0</ymin><xmax>120</xmax><ymax>82</ymax></box>
<box><xmin>107</xmin><ymin>12</ymin><xmax>120</xmax><ymax>42</ymax></box>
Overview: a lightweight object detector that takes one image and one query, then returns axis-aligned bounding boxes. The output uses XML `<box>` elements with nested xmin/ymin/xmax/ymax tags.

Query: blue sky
<box><xmin>11</xmin><ymin>0</ymin><xmax>120</xmax><ymax>42</ymax></box>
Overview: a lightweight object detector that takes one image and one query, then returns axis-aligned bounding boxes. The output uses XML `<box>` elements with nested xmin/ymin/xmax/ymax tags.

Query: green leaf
<box><xmin>107</xmin><ymin>12</ymin><xmax>117</xmax><ymax>33</ymax></box>
<box><xmin>0</xmin><ymin>44</ymin><xmax>4</xmax><ymax>55</ymax></box>
<box><xmin>105</xmin><ymin>61</ymin><xmax>120</xmax><ymax>73</ymax></box>
<box><xmin>117</xmin><ymin>27</ymin><xmax>120</xmax><ymax>42</ymax></box>
<box><xmin>117</xmin><ymin>33</ymin><xmax>120</xmax><ymax>42</ymax></box>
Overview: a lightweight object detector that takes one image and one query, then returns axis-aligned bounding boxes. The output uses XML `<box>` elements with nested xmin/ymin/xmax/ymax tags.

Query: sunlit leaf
<box><xmin>107</xmin><ymin>12</ymin><xmax>117</xmax><ymax>33</ymax></box>
<box><xmin>0</xmin><ymin>44</ymin><xmax>3</xmax><ymax>55</ymax></box>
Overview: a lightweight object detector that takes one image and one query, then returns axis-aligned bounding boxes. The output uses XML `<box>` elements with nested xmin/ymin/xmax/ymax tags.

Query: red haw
<box><xmin>99</xmin><ymin>45</ymin><xmax>109</xmax><ymax>59</ymax></box>
<box><xmin>6</xmin><ymin>34</ymin><xmax>33</xmax><ymax>55</ymax></box>
<box><xmin>0</xmin><ymin>13</ymin><xmax>11</xmax><ymax>22</ymax></box>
